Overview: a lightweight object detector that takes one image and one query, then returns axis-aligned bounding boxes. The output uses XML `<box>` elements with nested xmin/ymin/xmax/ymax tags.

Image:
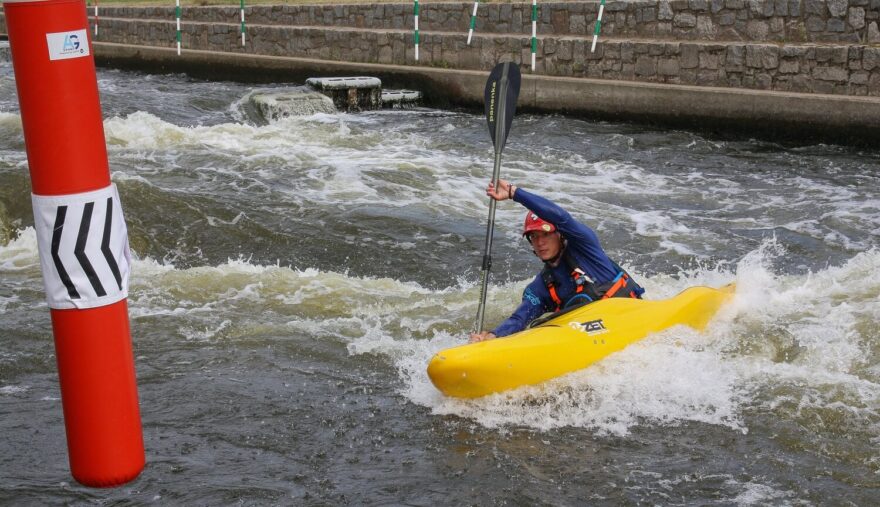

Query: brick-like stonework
<box><xmin>1</xmin><ymin>2</ymin><xmax>878</xmax><ymax>97</ymax></box>
<box><xmin>90</xmin><ymin>1</ymin><xmax>880</xmax><ymax>43</ymax></box>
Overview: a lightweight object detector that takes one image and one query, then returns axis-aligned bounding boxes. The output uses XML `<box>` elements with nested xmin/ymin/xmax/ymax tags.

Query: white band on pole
<box><xmin>31</xmin><ymin>184</ymin><xmax>131</xmax><ymax>310</ymax></box>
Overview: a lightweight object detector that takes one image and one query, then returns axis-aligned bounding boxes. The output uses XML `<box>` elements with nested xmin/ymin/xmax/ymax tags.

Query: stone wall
<box><xmin>92</xmin><ymin>1</ymin><xmax>880</xmax><ymax>43</ymax></box>
<box><xmin>1</xmin><ymin>1</ymin><xmax>878</xmax><ymax>97</ymax></box>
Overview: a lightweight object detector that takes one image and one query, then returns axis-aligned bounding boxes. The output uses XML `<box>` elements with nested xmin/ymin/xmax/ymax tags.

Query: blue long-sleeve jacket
<box><xmin>491</xmin><ymin>188</ymin><xmax>620</xmax><ymax>337</ymax></box>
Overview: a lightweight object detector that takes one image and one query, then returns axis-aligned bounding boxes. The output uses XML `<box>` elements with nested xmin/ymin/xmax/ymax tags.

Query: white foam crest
<box><xmin>0</xmin><ymin>227</ymin><xmax>39</xmax><ymax>272</ymax></box>
<box><xmin>367</xmin><ymin>240</ymin><xmax>878</xmax><ymax>436</ymax></box>
<box><xmin>0</xmin><ymin>110</ymin><xmax>22</xmax><ymax>129</ymax></box>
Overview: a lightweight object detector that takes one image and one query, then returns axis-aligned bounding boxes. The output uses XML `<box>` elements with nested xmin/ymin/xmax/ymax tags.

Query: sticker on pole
<box><xmin>31</xmin><ymin>185</ymin><xmax>131</xmax><ymax>309</ymax></box>
<box><xmin>46</xmin><ymin>29</ymin><xmax>90</xmax><ymax>61</ymax></box>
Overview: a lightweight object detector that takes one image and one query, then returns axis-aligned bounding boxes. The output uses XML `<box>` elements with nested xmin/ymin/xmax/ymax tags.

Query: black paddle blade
<box><xmin>484</xmin><ymin>62</ymin><xmax>521</xmax><ymax>151</ymax></box>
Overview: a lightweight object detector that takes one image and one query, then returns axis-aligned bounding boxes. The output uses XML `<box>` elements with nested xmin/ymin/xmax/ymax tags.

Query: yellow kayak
<box><xmin>428</xmin><ymin>284</ymin><xmax>735</xmax><ymax>398</ymax></box>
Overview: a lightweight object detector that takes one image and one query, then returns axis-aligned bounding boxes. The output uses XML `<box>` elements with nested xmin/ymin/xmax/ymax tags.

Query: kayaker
<box><xmin>470</xmin><ymin>179</ymin><xmax>644</xmax><ymax>343</ymax></box>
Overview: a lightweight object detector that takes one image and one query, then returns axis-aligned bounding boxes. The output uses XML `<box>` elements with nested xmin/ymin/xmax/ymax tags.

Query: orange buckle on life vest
<box><xmin>601</xmin><ymin>273</ymin><xmax>629</xmax><ymax>300</ymax></box>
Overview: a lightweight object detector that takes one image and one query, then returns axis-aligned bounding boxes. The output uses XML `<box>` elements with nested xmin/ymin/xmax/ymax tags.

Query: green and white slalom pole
<box><xmin>413</xmin><ymin>0</ymin><xmax>420</xmax><ymax>61</ymax></box>
<box><xmin>530</xmin><ymin>0</ymin><xmax>537</xmax><ymax>71</ymax></box>
<box><xmin>240</xmin><ymin>0</ymin><xmax>246</xmax><ymax>46</ymax></box>
<box><xmin>467</xmin><ymin>0</ymin><xmax>479</xmax><ymax>45</ymax></box>
<box><xmin>93</xmin><ymin>0</ymin><xmax>99</xmax><ymax>39</ymax></box>
<box><xmin>175</xmin><ymin>0</ymin><xmax>181</xmax><ymax>55</ymax></box>
<box><xmin>591</xmin><ymin>0</ymin><xmax>605</xmax><ymax>53</ymax></box>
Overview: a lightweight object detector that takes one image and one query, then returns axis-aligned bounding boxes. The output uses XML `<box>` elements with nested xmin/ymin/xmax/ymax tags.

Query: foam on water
<box><xmin>348</xmin><ymin>240</ymin><xmax>879</xmax><ymax>437</ymax></box>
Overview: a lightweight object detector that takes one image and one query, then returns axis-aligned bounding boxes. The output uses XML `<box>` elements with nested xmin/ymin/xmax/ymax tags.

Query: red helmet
<box><xmin>522</xmin><ymin>211</ymin><xmax>556</xmax><ymax>237</ymax></box>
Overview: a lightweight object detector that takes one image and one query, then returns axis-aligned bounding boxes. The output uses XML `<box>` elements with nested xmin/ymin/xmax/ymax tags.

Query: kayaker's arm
<box><xmin>508</xmin><ymin>183</ymin><xmax>618</xmax><ymax>281</ymax></box>
<box><xmin>491</xmin><ymin>284</ymin><xmax>547</xmax><ymax>338</ymax></box>
<box><xmin>512</xmin><ymin>187</ymin><xmax>601</xmax><ymax>248</ymax></box>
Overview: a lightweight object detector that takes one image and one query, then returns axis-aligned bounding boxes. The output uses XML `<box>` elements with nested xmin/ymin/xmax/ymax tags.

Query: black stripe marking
<box><xmin>74</xmin><ymin>202</ymin><xmax>106</xmax><ymax>297</ymax></box>
<box><xmin>101</xmin><ymin>197</ymin><xmax>123</xmax><ymax>290</ymax></box>
<box><xmin>51</xmin><ymin>206</ymin><xmax>80</xmax><ymax>299</ymax></box>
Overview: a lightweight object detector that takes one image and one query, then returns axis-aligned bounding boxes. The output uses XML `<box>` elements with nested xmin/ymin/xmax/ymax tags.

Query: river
<box><xmin>1</xmin><ymin>53</ymin><xmax>879</xmax><ymax>504</ymax></box>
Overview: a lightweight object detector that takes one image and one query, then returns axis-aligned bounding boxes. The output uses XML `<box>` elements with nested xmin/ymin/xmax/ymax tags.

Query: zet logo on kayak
<box><xmin>569</xmin><ymin>319</ymin><xmax>608</xmax><ymax>335</ymax></box>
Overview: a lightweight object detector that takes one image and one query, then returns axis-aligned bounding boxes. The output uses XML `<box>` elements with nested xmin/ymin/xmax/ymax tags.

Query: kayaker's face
<box><xmin>528</xmin><ymin>231</ymin><xmax>562</xmax><ymax>261</ymax></box>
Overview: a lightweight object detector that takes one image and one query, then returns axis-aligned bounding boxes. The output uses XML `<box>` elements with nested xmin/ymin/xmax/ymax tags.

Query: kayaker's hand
<box><xmin>469</xmin><ymin>331</ymin><xmax>496</xmax><ymax>343</ymax></box>
<box><xmin>486</xmin><ymin>179</ymin><xmax>516</xmax><ymax>201</ymax></box>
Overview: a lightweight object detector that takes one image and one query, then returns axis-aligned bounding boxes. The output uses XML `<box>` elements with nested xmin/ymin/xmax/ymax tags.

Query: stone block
<box><xmin>697</xmin><ymin>16</ymin><xmax>717</xmax><ymax>37</ymax></box>
<box><xmin>781</xmin><ymin>45</ymin><xmax>806</xmax><ymax>58</ymax></box>
<box><xmin>570</xmin><ymin>14</ymin><xmax>587</xmax><ymax>33</ymax></box>
<box><xmin>658</xmin><ymin>22</ymin><xmax>674</xmax><ymax>35</ymax></box>
<box><xmin>749</xmin><ymin>0</ymin><xmax>775</xmax><ymax>17</ymax></box>
<box><xmin>659</xmin><ymin>58</ymin><xmax>681</xmax><ymax>75</ymax></box>
<box><xmin>774</xmin><ymin>0</ymin><xmax>789</xmax><ymax>15</ymax></box>
<box><xmin>711</xmin><ymin>0</ymin><xmax>726</xmax><ymax>13</ymax></box>
<box><xmin>719</xmin><ymin>12</ymin><xmax>737</xmax><ymax>25</ymax></box>
<box><xmin>726</xmin><ymin>45</ymin><xmax>746</xmax><ymax>68</ymax></box>
<box><xmin>746</xmin><ymin>45</ymin><xmax>762</xmax><ymax>67</ymax></box>
<box><xmin>756</xmin><ymin>73</ymin><xmax>773</xmax><ymax>89</ymax></box>
<box><xmin>635</xmin><ymin>55</ymin><xmax>657</xmax><ymax>75</ymax></box>
<box><xmin>700</xmin><ymin>52</ymin><xmax>721</xmax><ymax>68</ymax></box>
<box><xmin>659</xmin><ymin>0</ymin><xmax>674</xmax><ymax>21</ymax></box>
<box><xmin>827</xmin><ymin>0</ymin><xmax>849</xmax><ymax>17</ymax></box>
<box><xmin>779</xmin><ymin>58</ymin><xmax>800</xmax><ymax>73</ymax></box>
<box><xmin>746</xmin><ymin>20</ymin><xmax>770</xmax><ymax>39</ymax></box>
<box><xmin>804</xmin><ymin>0</ymin><xmax>827</xmax><ymax>15</ymax></box>
<box><xmin>681</xmin><ymin>43</ymin><xmax>700</xmax><ymax>68</ymax></box>
<box><xmin>649</xmin><ymin>43</ymin><xmax>665</xmax><ymax>56</ymax></box>
<box><xmin>827</xmin><ymin>18</ymin><xmax>846</xmax><ymax>31</ymax></box>
<box><xmin>848</xmin><ymin>7</ymin><xmax>866</xmax><ymax>28</ymax></box>
<box><xmin>789</xmin><ymin>0</ymin><xmax>802</xmax><ymax>15</ymax></box>
<box><xmin>864</xmin><ymin>47</ymin><xmax>880</xmax><ymax>70</ymax></box>
<box><xmin>813</xmin><ymin>66</ymin><xmax>849</xmax><ymax>81</ymax></box>
<box><xmin>558</xmin><ymin>41</ymin><xmax>573</xmax><ymax>61</ymax></box>
<box><xmin>674</xmin><ymin>13</ymin><xmax>697</xmax><ymax>27</ymax></box>
<box><xmin>868</xmin><ymin>22</ymin><xmax>880</xmax><ymax>43</ymax></box>
<box><xmin>850</xmin><ymin>71</ymin><xmax>869</xmax><ymax>84</ymax></box>
<box><xmin>689</xmin><ymin>0</ymin><xmax>710</xmax><ymax>11</ymax></box>
<box><xmin>725</xmin><ymin>0</ymin><xmax>745</xmax><ymax>8</ymax></box>
<box><xmin>770</xmin><ymin>17</ymin><xmax>786</xmax><ymax>33</ymax></box>
<box><xmin>638</xmin><ymin>7</ymin><xmax>658</xmax><ymax>23</ymax></box>
<box><xmin>806</xmin><ymin>16</ymin><xmax>826</xmax><ymax>32</ymax></box>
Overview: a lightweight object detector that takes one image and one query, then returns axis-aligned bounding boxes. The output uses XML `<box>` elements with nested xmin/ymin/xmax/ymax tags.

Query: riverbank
<box><xmin>2</xmin><ymin>1</ymin><xmax>879</xmax><ymax>145</ymax></box>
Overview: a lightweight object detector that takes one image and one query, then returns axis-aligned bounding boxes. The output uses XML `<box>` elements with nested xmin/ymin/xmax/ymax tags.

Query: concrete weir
<box><xmin>1</xmin><ymin>2</ymin><xmax>878</xmax><ymax>145</ymax></box>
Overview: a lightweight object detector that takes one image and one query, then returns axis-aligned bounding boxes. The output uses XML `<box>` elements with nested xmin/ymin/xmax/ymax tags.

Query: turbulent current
<box><xmin>1</xmin><ymin>61</ymin><xmax>879</xmax><ymax>504</ymax></box>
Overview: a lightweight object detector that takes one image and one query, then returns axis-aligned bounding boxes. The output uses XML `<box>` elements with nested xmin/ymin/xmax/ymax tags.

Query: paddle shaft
<box><xmin>474</xmin><ymin>65</ymin><xmax>512</xmax><ymax>333</ymax></box>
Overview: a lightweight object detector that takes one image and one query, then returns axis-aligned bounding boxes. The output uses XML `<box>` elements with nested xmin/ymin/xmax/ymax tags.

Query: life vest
<box><xmin>540</xmin><ymin>251</ymin><xmax>645</xmax><ymax>312</ymax></box>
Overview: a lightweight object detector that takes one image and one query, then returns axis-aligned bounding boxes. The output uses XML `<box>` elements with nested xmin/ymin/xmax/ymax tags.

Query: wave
<box><xmin>350</xmin><ymin>240</ymin><xmax>880</xmax><ymax>436</ymax></box>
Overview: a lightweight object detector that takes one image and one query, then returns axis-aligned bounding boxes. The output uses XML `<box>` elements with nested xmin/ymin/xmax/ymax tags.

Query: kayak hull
<box><xmin>428</xmin><ymin>284</ymin><xmax>734</xmax><ymax>398</ymax></box>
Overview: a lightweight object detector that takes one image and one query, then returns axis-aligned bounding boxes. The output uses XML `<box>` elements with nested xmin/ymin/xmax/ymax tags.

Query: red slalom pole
<box><xmin>4</xmin><ymin>0</ymin><xmax>144</xmax><ymax>487</ymax></box>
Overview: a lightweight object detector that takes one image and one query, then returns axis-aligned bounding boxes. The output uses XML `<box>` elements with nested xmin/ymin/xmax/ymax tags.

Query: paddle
<box><xmin>474</xmin><ymin>61</ymin><xmax>522</xmax><ymax>334</ymax></box>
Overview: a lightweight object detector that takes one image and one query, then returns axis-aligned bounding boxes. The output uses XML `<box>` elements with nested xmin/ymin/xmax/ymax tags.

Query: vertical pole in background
<box><xmin>413</xmin><ymin>0</ymin><xmax>420</xmax><ymax>61</ymax></box>
<box><xmin>467</xmin><ymin>0</ymin><xmax>478</xmax><ymax>45</ymax></box>
<box><xmin>175</xmin><ymin>0</ymin><xmax>181</xmax><ymax>55</ymax></box>
<box><xmin>240</xmin><ymin>0</ymin><xmax>246</xmax><ymax>46</ymax></box>
<box><xmin>3</xmin><ymin>0</ymin><xmax>144</xmax><ymax>487</ymax></box>
<box><xmin>530</xmin><ymin>0</ymin><xmax>537</xmax><ymax>71</ymax></box>
<box><xmin>591</xmin><ymin>0</ymin><xmax>605</xmax><ymax>53</ymax></box>
<box><xmin>93</xmin><ymin>0</ymin><xmax>98</xmax><ymax>39</ymax></box>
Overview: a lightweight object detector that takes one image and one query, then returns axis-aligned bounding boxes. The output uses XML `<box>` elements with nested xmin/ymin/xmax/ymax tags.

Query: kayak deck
<box><xmin>428</xmin><ymin>284</ymin><xmax>735</xmax><ymax>398</ymax></box>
